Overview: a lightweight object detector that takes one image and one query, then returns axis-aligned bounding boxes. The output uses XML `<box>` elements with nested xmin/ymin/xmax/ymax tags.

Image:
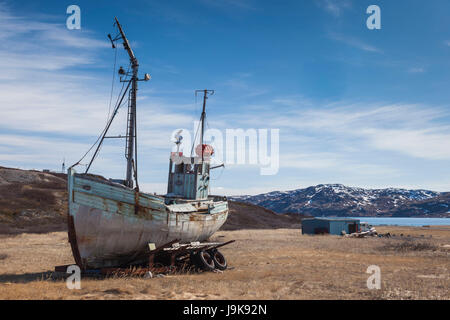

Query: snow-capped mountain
<box><xmin>230</xmin><ymin>184</ymin><xmax>450</xmax><ymax>217</ymax></box>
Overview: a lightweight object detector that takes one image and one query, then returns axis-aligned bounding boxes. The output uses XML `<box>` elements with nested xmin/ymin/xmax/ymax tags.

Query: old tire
<box><xmin>211</xmin><ymin>250</ymin><xmax>227</xmax><ymax>270</ymax></box>
<box><xmin>196</xmin><ymin>251</ymin><xmax>215</xmax><ymax>271</ymax></box>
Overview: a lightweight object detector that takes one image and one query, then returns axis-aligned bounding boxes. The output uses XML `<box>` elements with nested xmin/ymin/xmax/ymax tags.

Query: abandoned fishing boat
<box><xmin>67</xmin><ymin>18</ymin><xmax>228</xmax><ymax>269</ymax></box>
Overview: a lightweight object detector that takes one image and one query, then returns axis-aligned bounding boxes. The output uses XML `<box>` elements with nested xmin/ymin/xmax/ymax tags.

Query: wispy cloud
<box><xmin>329</xmin><ymin>32</ymin><xmax>383</xmax><ymax>53</ymax></box>
<box><xmin>408</xmin><ymin>67</ymin><xmax>426</xmax><ymax>73</ymax></box>
<box><xmin>253</xmin><ymin>101</ymin><xmax>450</xmax><ymax>161</ymax></box>
<box><xmin>0</xmin><ymin>5</ymin><xmax>193</xmax><ymax>178</ymax></box>
<box><xmin>315</xmin><ymin>0</ymin><xmax>352</xmax><ymax>17</ymax></box>
<box><xmin>363</xmin><ymin>127</ymin><xmax>450</xmax><ymax>160</ymax></box>
<box><xmin>222</xmin><ymin>73</ymin><xmax>268</xmax><ymax>97</ymax></box>
<box><xmin>215</xmin><ymin>96</ymin><xmax>450</xmax><ymax>191</ymax></box>
<box><xmin>198</xmin><ymin>0</ymin><xmax>257</xmax><ymax>11</ymax></box>
<box><xmin>0</xmin><ymin>4</ymin><xmax>106</xmax><ymax>49</ymax></box>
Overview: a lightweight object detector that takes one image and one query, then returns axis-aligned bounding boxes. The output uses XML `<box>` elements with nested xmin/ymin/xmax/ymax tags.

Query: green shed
<box><xmin>302</xmin><ymin>217</ymin><xmax>360</xmax><ymax>235</ymax></box>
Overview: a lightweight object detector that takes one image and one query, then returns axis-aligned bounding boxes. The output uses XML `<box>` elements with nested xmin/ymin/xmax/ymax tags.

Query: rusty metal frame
<box><xmin>148</xmin><ymin>239</ymin><xmax>180</xmax><ymax>267</ymax></box>
<box><xmin>56</xmin><ymin>239</ymin><xmax>235</xmax><ymax>276</ymax></box>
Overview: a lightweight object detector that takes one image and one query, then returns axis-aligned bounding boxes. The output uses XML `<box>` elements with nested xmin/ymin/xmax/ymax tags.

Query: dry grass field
<box><xmin>0</xmin><ymin>226</ymin><xmax>448</xmax><ymax>300</ymax></box>
<box><xmin>0</xmin><ymin>167</ymin><xmax>448</xmax><ymax>300</ymax></box>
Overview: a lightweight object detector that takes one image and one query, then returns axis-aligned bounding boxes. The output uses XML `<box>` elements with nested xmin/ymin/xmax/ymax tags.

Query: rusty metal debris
<box><xmin>55</xmin><ymin>239</ymin><xmax>235</xmax><ymax>278</ymax></box>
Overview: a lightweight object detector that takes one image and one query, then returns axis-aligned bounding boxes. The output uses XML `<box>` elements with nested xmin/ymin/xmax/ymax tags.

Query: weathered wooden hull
<box><xmin>67</xmin><ymin>169</ymin><xmax>228</xmax><ymax>269</ymax></box>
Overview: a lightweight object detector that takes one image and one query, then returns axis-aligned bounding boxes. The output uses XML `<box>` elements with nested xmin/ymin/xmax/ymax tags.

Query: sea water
<box><xmin>347</xmin><ymin>217</ymin><xmax>450</xmax><ymax>227</ymax></box>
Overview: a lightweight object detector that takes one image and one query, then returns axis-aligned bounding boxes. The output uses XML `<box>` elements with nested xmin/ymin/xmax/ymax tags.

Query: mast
<box><xmin>200</xmin><ymin>90</ymin><xmax>206</xmax><ymax>151</ymax></box>
<box><xmin>196</xmin><ymin>89</ymin><xmax>214</xmax><ymax>161</ymax></box>
<box><xmin>81</xmin><ymin>18</ymin><xmax>150</xmax><ymax>186</ymax></box>
<box><xmin>115</xmin><ymin>17</ymin><xmax>138</xmax><ymax>189</ymax></box>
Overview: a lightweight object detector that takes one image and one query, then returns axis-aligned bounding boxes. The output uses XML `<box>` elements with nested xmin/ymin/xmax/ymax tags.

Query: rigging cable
<box><xmin>71</xmin><ymin>79</ymin><xmax>132</xmax><ymax>171</ymax></box>
<box><xmin>106</xmin><ymin>46</ymin><xmax>118</xmax><ymax>124</ymax></box>
<box><xmin>112</xmin><ymin>64</ymin><xmax>131</xmax><ymax>115</ymax></box>
<box><xmin>190</xmin><ymin>91</ymin><xmax>203</xmax><ymax>157</ymax></box>
<box><xmin>70</xmin><ymin>63</ymin><xmax>131</xmax><ymax>170</ymax></box>
<box><xmin>190</xmin><ymin>115</ymin><xmax>201</xmax><ymax>157</ymax></box>
<box><xmin>91</xmin><ymin>93</ymin><xmax>130</xmax><ymax>166</ymax></box>
<box><xmin>211</xmin><ymin>166</ymin><xmax>224</xmax><ymax>180</ymax></box>
<box><xmin>84</xmin><ymin>79</ymin><xmax>132</xmax><ymax>173</ymax></box>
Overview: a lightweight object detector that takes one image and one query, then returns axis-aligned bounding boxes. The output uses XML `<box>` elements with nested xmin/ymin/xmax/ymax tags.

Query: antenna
<box><xmin>174</xmin><ymin>129</ymin><xmax>183</xmax><ymax>154</ymax></box>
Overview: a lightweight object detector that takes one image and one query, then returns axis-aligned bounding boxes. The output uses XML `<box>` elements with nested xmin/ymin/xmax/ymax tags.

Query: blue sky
<box><xmin>0</xmin><ymin>0</ymin><xmax>450</xmax><ymax>195</ymax></box>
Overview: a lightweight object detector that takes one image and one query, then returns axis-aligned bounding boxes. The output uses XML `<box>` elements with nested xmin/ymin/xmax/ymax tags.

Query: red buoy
<box><xmin>195</xmin><ymin>144</ymin><xmax>214</xmax><ymax>157</ymax></box>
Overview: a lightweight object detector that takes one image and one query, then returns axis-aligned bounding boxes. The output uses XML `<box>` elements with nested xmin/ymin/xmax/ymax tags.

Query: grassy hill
<box><xmin>0</xmin><ymin>167</ymin><xmax>67</xmax><ymax>233</ymax></box>
<box><xmin>224</xmin><ymin>201</ymin><xmax>303</xmax><ymax>230</ymax></box>
<box><xmin>0</xmin><ymin>166</ymin><xmax>302</xmax><ymax>234</ymax></box>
